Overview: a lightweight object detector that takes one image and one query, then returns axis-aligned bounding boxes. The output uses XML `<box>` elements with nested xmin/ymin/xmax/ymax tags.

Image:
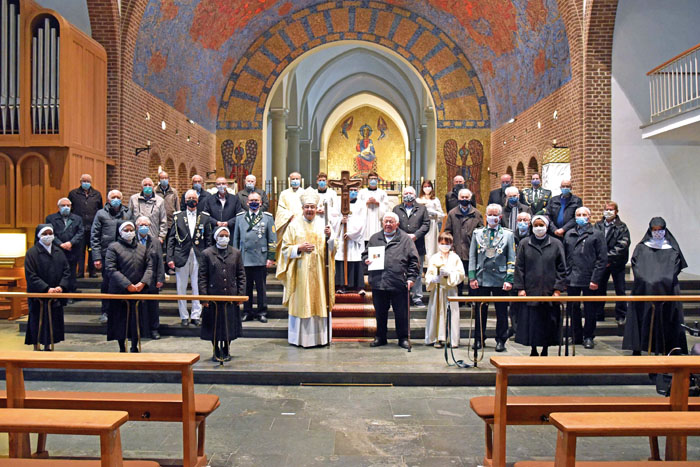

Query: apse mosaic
<box><xmin>133</xmin><ymin>0</ymin><xmax>571</xmax><ymax>132</ymax></box>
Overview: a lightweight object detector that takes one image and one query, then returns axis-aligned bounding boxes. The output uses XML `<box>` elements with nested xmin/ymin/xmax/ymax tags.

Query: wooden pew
<box><xmin>0</xmin><ymin>390</ymin><xmax>220</xmax><ymax>458</ymax></box>
<box><xmin>515</xmin><ymin>412</ymin><xmax>700</xmax><ymax>466</ymax></box>
<box><xmin>470</xmin><ymin>395</ymin><xmax>700</xmax><ymax>465</ymax></box>
<box><xmin>0</xmin><ymin>408</ymin><xmax>159</xmax><ymax>467</ymax></box>
<box><xmin>488</xmin><ymin>356</ymin><xmax>700</xmax><ymax>467</ymax></box>
<box><xmin>0</xmin><ymin>351</ymin><xmax>208</xmax><ymax>467</ymax></box>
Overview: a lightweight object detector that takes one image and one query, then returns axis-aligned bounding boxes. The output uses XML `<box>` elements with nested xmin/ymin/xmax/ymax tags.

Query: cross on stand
<box><xmin>328</xmin><ymin>170</ymin><xmax>363</xmax><ymax>285</ymax></box>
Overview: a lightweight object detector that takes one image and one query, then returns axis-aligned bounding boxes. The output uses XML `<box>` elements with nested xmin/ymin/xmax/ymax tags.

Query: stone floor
<box><xmin>2</xmin><ymin>322</ymin><xmax>700</xmax><ymax>465</ymax></box>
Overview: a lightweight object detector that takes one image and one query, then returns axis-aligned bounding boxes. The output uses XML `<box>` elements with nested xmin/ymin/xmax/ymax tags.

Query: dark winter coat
<box><xmin>393</xmin><ymin>203</ymin><xmax>430</xmax><ymax>256</ymax></box>
<box><xmin>545</xmin><ymin>194</ymin><xmax>582</xmax><ymax>233</ymax></box>
<box><xmin>362</xmin><ymin>229</ymin><xmax>420</xmax><ymax>291</ymax></box>
<box><xmin>45</xmin><ymin>212</ymin><xmax>84</xmax><ymax>261</ymax></box>
<box><xmin>488</xmin><ymin>186</ymin><xmax>508</xmax><ymax>206</ymax></box>
<box><xmin>166</xmin><ymin>210</ymin><xmax>212</xmax><ymax>268</ymax></box>
<box><xmin>180</xmin><ymin>189</ymin><xmax>211</xmax><ymax>213</ymax></box>
<box><xmin>443</xmin><ymin>206</ymin><xmax>484</xmax><ymax>262</ymax></box>
<box><xmin>138</xmin><ymin>233</ymin><xmax>165</xmax><ymax>288</ymax></box>
<box><xmin>237</xmin><ymin>187</ymin><xmax>270</xmax><ymax>213</ymax></box>
<box><xmin>563</xmin><ymin>224</ymin><xmax>607</xmax><ymax>287</ymax></box>
<box><xmin>514</xmin><ymin>235</ymin><xmax>567</xmax><ymax>297</ymax></box>
<box><xmin>501</xmin><ymin>202</ymin><xmax>532</xmax><ymax>230</ymax></box>
<box><xmin>205</xmin><ymin>192</ymin><xmax>242</xmax><ymax>230</ymax></box>
<box><xmin>90</xmin><ymin>204</ymin><xmax>131</xmax><ymax>262</ymax></box>
<box><xmin>445</xmin><ymin>189</ymin><xmax>476</xmax><ymax>212</ymax></box>
<box><xmin>594</xmin><ymin>216</ymin><xmax>631</xmax><ymax>269</ymax></box>
<box><xmin>68</xmin><ymin>187</ymin><xmax>103</xmax><ymax>229</ymax></box>
<box><xmin>104</xmin><ymin>237</ymin><xmax>153</xmax><ymax>294</ymax></box>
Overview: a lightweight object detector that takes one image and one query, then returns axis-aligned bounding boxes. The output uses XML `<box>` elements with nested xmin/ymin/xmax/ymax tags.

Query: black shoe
<box><xmin>583</xmin><ymin>338</ymin><xmax>594</xmax><ymax>349</ymax></box>
<box><xmin>541</xmin><ymin>347</ymin><xmax>549</xmax><ymax>356</ymax></box>
<box><xmin>151</xmin><ymin>330</ymin><xmax>161</xmax><ymax>340</ymax></box>
<box><xmin>99</xmin><ymin>313</ymin><xmax>108</xmax><ymax>324</ymax></box>
<box><xmin>257</xmin><ymin>314</ymin><xmax>268</xmax><ymax>323</ymax></box>
<box><xmin>370</xmin><ymin>337</ymin><xmax>387</xmax><ymax>347</ymax></box>
<box><xmin>241</xmin><ymin>312</ymin><xmax>252</xmax><ymax>322</ymax></box>
<box><xmin>130</xmin><ymin>346</ymin><xmax>139</xmax><ymax>353</ymax></box>
<box><xmin>398</xmin><ymin>339</ymin><xmax>411</xmax><ymax>350</ymax></box>
<box><xmin>412</xmin><ymin>299</ymin><xmax>423</xmax><ymax>307</ymax></box>
<box><xmin>506</xmin><ymin>327</ymin><xmax>515</xmax><ymax>340</ymax></box>
<box><xmin>181</xmin><ymin>319</ymin><xmax>189</xmax><ymax>327</ymax></box>
<box><xmin>472</xmin><ymin>340</ymin><xmax>482</xmax><ymax>350</ymax></box>
<box><xmin>616</xmin><ymin>317</ymin><xmax>627</xmax><ymax>326</ymax></box>
<box><xmin>192</xmin><ymin>318</ymin><xmax>201</xmax><ymax>327</ymax></box>
<box><xmin>495</xmin><ymin>341</ymin><xmax>506</xmax><ymax>352</ymax></box>
<box><xmin>530</xmin><ymin>347</ymin><xmax>539</xmax><ymax>356</ymax></box>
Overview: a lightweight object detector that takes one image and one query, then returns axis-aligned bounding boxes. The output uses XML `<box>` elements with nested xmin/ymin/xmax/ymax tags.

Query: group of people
<box><xmin>24</xmin><ymin>169</ymin><xmax>689</xmax><ymax>359</ymax></box>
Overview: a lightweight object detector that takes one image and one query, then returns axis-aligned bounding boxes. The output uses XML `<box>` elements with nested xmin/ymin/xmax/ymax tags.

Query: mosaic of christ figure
<box><xmin>354</xmin><ymin>124</ymin><xmax>377</xmax><ymax>177</ymax></box>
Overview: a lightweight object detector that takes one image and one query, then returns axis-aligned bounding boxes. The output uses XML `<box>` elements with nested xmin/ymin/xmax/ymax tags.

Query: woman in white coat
<box><xmin>416</xmin><ymin>180</ymin><xmax>444</xmax><ymax>260</ymax></box>
<box><xmin>425</xmin><ymin>232</ymin><xmax>465</xmax><ymax>348</ymax></box>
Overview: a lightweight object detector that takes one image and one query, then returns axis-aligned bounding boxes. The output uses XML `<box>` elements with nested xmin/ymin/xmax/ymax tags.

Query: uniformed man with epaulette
<box><xmin>468</xmin><ymin>203</ymin><xmax>516</xmax><ymax>352</ymax></box>
<box><xmin>166</xmin><ymin>189</ymin><xmax>213</xmax><ymax>326</ymax></box>
<box><xmin>520</xmin><ymin>173</ymin><xmax>552</xmax><ymax>215</ymax></box>
<box><xmin>233</xmin><ymin>191</ymin><xmax>276</xmax><ymax>323</ymax></box>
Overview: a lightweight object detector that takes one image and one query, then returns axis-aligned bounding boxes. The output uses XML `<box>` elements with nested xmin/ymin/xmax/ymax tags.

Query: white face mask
<box><xmin>532</xmin><ymin>226</ymin><xmax>547</xmax><ymax>238</ymax></box>
<box><xmin>438</xmin><ymin>244</ymin><xmax>451</xmax><ymax>253</ymax></box>
<box><xmin>423</xmin><ymin>186</ymin><xmax>432</xmax><ymax>194</ymax></box>
<box><xmin>486</xmin><ymin>215</ymin><xmax>500</xmax><ymax>227</ymax></box>
<box><xmin>40</xmin><ymin>234</ymin><xmax>54</xmax><ymax>246</ymax></box>
<box><xmin>603</xmin><ymin>210</ymin><xmax>615</xmax><ymax>219</ymax></box>
<box><xmin>216</xmin><ymin>236</ymin><xmax>230</xmax><ymax>248</ymax></box>
<box><xmin>120</xmin><ymin>230</ymin><xmax>135</xmax><ymax>242</ymax></box>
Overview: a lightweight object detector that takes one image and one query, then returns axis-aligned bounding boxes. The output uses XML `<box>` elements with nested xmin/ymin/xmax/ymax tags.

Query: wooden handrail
<box><xmin>647</xmin><ymin>42</ymin><xmax>700</xmax><ymax>75</ymax></box>
<box><xmin>0</xmin><ymin>292</ymin><xmax>247</xmax><ymax>302</ymax></box>
<box><xmin>448</xmin><ymin>295</ymin><xmax>700</xmax><ymax>303</ymax></box>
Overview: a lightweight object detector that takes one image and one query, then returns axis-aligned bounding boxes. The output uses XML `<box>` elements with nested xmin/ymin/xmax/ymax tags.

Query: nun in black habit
<box><xmin>198</xmin><ymin>226</ymin><xmax>246</xmax><ymax>362</ymax></box>
<box><xmin>623</xmin><ymin>217</ymin><xmax>688</xmax><ymax>355</ymax></box>
<box><xmin>24</xmin><ymin>224</ymin><xmax>71</xmax><ymax>350</ymax></box>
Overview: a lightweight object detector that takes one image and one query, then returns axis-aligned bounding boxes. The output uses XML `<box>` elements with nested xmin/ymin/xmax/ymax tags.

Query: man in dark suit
<box><xmin>488</xmin><ymin>174</ymin><xmax>512</xmax><ymax>207</ymax></box>
<box><xmin>237</xmin><ymin>174</ymin><xmax>269</xmax><ymax>213</ymax></box>
<box><xmin>393</xmin><ymin>186</ymin><xmax>430</xmax><ymax>306</ymax></box>
<box><xmin>45</xmin><ymin>198</ymin><xmax>85</xmax><ymax>294</ymax></box>
<box><xmin>445</xmin><ymin>175</ymin><xmax>476</xmax><ymax>212</ymax></box>
<box><xmin>205</xmin><ymin>177</ymin><xmax>242</xmax><ymax>230</ymax></box>
<box><xmin>167</xmin><ymin>189</ymin><xmax>213</xmax><ymax>326</ymax></box>
<box><xmin>68</xmin><ymin>174</ymin><xmax>102</xmax><ymax>278</ymax></box>
<box><xmin>501</xmin><ymin>186</ymin><xmax>531</xmax><ymax>230</ymax></box>
<box><xmin>520</xmin><ymin>173</ymin><xmax>552</xmax><ymax>215</ymax></box>
<box><xmin>179</xmin><ymin>174</ymin><xmax>210</xmax><ymax>213</ymax></box>
<box><xmin>545</xmin><ymin>179</ymin><xmax>582</xmax><ymax>238</ymax></box>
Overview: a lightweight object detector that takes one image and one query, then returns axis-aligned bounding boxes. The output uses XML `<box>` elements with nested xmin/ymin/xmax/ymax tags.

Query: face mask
<box><xmin>193</xmin><ymin>183</ymin><xmax>202</xmax><ymax>191</ymax></box>
<box><xmin>369</xmin><ymin>179</ymin><xmax>378</xmax><ymax>188</ymax></box>
<box><xmin>138</xmin><ymin>225</ymin><xmax>150</xmax><ymax>236</ymax></box>
<box><xmin>459</xmin><ymin>199</ymin><xmax>470</xmax><ymax>207</ymax></box>
<box><xmin>486</xmin><ymin>215</ymin><xmax>500</xmax><ymax>227</ymax></box>
<box><xmin>143</xmin><ymin>186</ymin><xmax>153</xmax><ymax>196</ymax></box>
<box><xmin>40</xmin><ymin>234</ymin><xmax>54</xmax><ymax>246</ymax></box>
<box><xmin>532</xmin><ymin>180</ymin><xmax>541</xmax><ymax>187</ymax></box>
<box><xmin>575</xmin><ymin>216</ymin><xmax>589</xmax><ymax>226</ymax></box>
<box><xmin>248</xmin><ymin>202</ymin><xmax>260</xmax><ymax>211</ymax></box>
<box><xmin>217</xmin><ymin>185</ymin><xmax>227</xmax><ymax>194</ymax></box>
<box><xmin>403</xmin><ymin>194</ymin><xmax>415</xmax><ymax>203</ymax></box>
<box><xmin>318</xmin><ymin>180</ymin><xmax>327</xmax><ymax>189</ymax></box>
<box><xmin>186</xmin><ymin>199</ymin><xmax>198</xmax><ymax>209</ymax></box>
<box><xmin>120</xmin><ymin>230</ymin><xmax>135</xmax><ymax>242</ymax></box>
<box><xmin>59</xmin><ymin>206</ymin><xmax>71</xmax><ymax>216</ymax></box>
<box><xmin>561</xmin><ymin>187</ymin><xmax>571</xmax><ymax>196</ymax></box>
<box><xmin>110</xmin><ymin>198</ymin><xmax>121</xmax><ymax>208</ymax></box>
<box><xmin>423</xmin><ymin>186</ymin><xmax>432</xmax><ymax>194</ymax></box>
<box><xmin>160</xmin><ymin>179</ymin><xmax>169</xmax><ymax>188</ymax></box>
<box><xmin>349</xmin><ymin>191</ymin><xmax>358</xmax><ymax>200</ymax></box>
<box><xmin>216</xmin><ymin>236</ymin><xmax>230</xmax><ymax>248</ymax></box>
<box><xmin>501</xmin><ymin>181</ymin><xmax>511</xmax><ymax>189</ymax></box>
<box><xmin>533</xmin><ymin>226</ymin><xmax>547</xmax><ymax>238</ymax></box>
<box><xmin>603</xmin><ymin>210</ymin><xmax>615</xmax><ymax>219</ymax></box>
<box><xmin>438</xmin><ymin>244</ymin><xmax>451</xmax><ymax>253</ymax></box>
<box><xmin>81</xmin><ymin>182</ymin><xmax>91</xmax><ymax>190</ymax></box>
<box><xmin>517</xmin><ymin>221</ymin><xmax>529</xmax><ymax>233</ymax></box>
<box><xmin>245</xmin><ymin>183</ymin><xmax>255</xmax><ymax>191</ymax></box>
<box><xmin>508</xmin><ymin>197</ymin><xmax>518</xmax><ymax>206</ymax></box>
<box><xmin>290</xmin><ymin>180</ymin><xmax>300</xmax><ymax>188</ymax></box>
<box><xmin>453</xmin><ymin>183</ymin><xmax>464</xmax><ymax>192</ymax></box>
<box><xmin>652</xmin><ymin>229</ymin><xmax>666</xmax><ymax>240</ymax></box>
<box><xmin>384</xmin><ymin>228</ymin><xmax>396</xmax><ymax>236</ymax></box>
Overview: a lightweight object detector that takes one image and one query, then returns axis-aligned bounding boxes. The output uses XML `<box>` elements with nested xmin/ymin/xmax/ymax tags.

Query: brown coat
<box><xmin>443</xmin><ymin>206</ymin><xmax>483</xmax><ymax>262</ymax></box>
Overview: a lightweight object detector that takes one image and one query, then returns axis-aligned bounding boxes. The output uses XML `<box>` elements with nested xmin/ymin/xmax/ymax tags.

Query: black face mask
<box><xmin>453</xmin><ymin>184</ymin><xmax>464</xmax><ymax>192</ymax></box>
<box><xmin>185</xmin><ymin>200</ymin><xmax>198</xmax><ymax>209</ymax></box>
<box><xmin>459</xmin><ymin>199</ymin><xmax>470</xmax><ymax>207</ymax></box>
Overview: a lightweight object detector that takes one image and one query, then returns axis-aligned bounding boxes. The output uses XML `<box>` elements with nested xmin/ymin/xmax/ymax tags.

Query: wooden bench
<box><xmin>470</xmin><ymin>395</ymin><xmax>700</xmax><ymax>465</ymax></box>
<box><xmin>515</xmin><ymin>462</ymin><xmax>700</xmax><ymax>466</ymax></box>
<box><xmin>1</xmin><ymin>351</ymin><xmax>208</xmax><ymax>467</ymax></box>
<box><xmin>0</xmin><ymin>390</ymin><xmax>220</xmax><ymax>458</ymax></box>
<box><xmin>514</xmin><ymin>412</ymin><xmax>700</xmax><ymax>467</ymax></box>
<box><xmin>488</xmin><ymin>356</ymin><xmax>700</xmax><ymax>467</ymax></box>
<box><xmin>0</xmin><ymin>408</ymin><xmax>159</xmax><ymax>467</ymax></box>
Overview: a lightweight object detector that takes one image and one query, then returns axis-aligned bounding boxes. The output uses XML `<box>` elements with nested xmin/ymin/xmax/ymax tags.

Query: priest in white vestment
<box><xmin>274</xmin><ymin>172</ymin><xmax>303</xmax><ymax>267</ymax></box>
<box><xmin>332</xmin><ymin>186</ymin><xmax>367</xmax><ymax>294</ymax></box>
<box><xmin>357</xmin><ymin>172</ymin><xmax>390</xmax><ymax>242</ymax></box>
<box><xmin>277</xmin><ymin>189</ymin><xmax>336</xmax><ymax>347</ymax></box>
<box><xmin>314</xmin><ymin>172</ymin><xmax>339</xmax><ymax>224</ymax></box>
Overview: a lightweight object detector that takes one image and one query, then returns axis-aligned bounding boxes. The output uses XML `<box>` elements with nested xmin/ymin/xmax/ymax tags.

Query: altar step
<box><xmin>332</xmin><ymin>292</ymin><xmax>376</xmax><ymax>338</ymax></box>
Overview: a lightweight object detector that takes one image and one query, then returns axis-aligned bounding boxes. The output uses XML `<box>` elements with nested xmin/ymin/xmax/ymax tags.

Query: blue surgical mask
<box><xmin>531</xmin><ymin>180</ymin><xmax>541</xmax><ymax>187</ymax></box>
<box><xmin>249</xmin><ymin>202</ymin><xmax>260</xmax><ymax>211</ymax></box>
<box><xmin>318</xmin><ymin>180</ymin><xmax>327</xmax><ymax>189</ymax></box>
<box><xmin>59</xmin><ymin>206</ymin><xmax>71</xmax><ymax>216</ymax></box>
<box><xmin>290</xmin><ymin>179</ymin><xmax>300</xmax><ymax>188</ymax></box>
<box><xmin>110</xmin><ymin>198</ymin><xmax>122</xmax><ymax>208</ymax></box>
<box><xmin>217</xmin><ymin>185</ymin><xmax>227</xmax><ymax>194</ymax></box>
<box><xmin>193</xmin><ymin>183</ymin><xmax>202</xmax><ymax>191</ymax></box>
<box><xmin>81</xmin><ymin>182</ymin><xmax>91</xmax><ymax>191</ymax></box>
<box><xmin>138</xmin><ymin>225</ymin><xmax>150</xmax><ymax>236</ymax></box>
<box><xmin>369</xmin><ymin>179</ymin><xmax>378</xmax><ymax>188</ymax></box>
<box><xmin>508</xmin><ymin>197</ymin><xmax>518</xmax><ymax>206</ymax></box>
<box><xmin>561</xmin><ymin>187</ymin><xmax>571</xmax><ymax>196</ymax></box>
<box><xmin>349</xmin><ymin>191</ymin><xmax>358</xmax><ymax>200</ymax></box>
<box><xmin>576</xmin><ymin>216</ymin><xmax>588</xmax><ymax>226</ymax></box>
<box><xmin>501</xmin><ymin>181</ymin><xmax>511</xmax><ymax>189</ymax></box>
<box><xmin>143</xmin><ymin>186</ymin><xmax>153</xmax><ymax>196</ymax></box>
<box><xmin>652</xmin><ymin>229</ymin><xmax>666</xmax><ymax>241</ymax></box>
<box><xmin>517</xmin><ymin>221</ymin><xmax>529</xmax><ymax>233</ymax></box>
<box><xmin>245</xmin><ymin>183</ymin><xmax>255</xmax><ymax>191</ymax></box>
<box><xmin>160</xmin><ymin>179</ymin><xmax>169</xmax><ymax>188</ymax></box>
<box><xmin>216</xmin><ymin>236</ymin><xmax>230</xmax><ymax>249</ymax></box>
<box><xmin>40</xmin><ymin>234</ymin><xmax>54</xmax><ymax>246</ymax></box>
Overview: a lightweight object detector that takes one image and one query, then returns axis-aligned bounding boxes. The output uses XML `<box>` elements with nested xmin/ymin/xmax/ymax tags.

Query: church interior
<box><xmin>1</xmin><ymin>0</ymin><xmax>700</xmax><ymax>465</ymax></box>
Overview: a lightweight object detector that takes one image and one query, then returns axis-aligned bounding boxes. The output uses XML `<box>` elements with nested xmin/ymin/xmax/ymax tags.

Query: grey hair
<box><xmin>383</xmin><ymin>212</ymin><xmax>399</xmax><ymax>223</ymax></box>
<box><xmin>505</xmin><ymin>186</ymin><xmax>519</xmax><ymax>196</ymax></box>
<box><xmin>576</xmin><ymin>206</ymin><xmax>591</xmax><ymax>216</ymax></box>
<box><xmin>141</xmin><ymin>177</ymin><xmax>153</xmax><ymax>186</ymax></box>
<box><xmin>402</xmin><ymin>186</ymin><xmax>416</xmax><ymax>195</ymax></box>
<box><xmin>486</xmin><ymin>203</ymin><xmax>503</xmax><ymax>215</ymax></box>
<box><xmin>107</xmin><ymin>189</ymin><xmax>122</xmax><ymax>199</ymax></box>
<box><xmin>516</xmin><ymin>211</ymin><xmax>532</xmax><ymax>220</ymax></box>
<box><xmin>135</xmin><ymin>215</ymin><xmax>151</xmax><ymax>225</ymax></box>
<box><xmin>185</xmin><ymin>189</ymin><xmax>198</xmax><ymax>199</ymax></box>
<box><xmin>458</xmin><ymin>188</ymin><xmax>472</xmax><ymax>199</ymax></box>
<box><xmin>57</xmin><ymin>197</ymin><xmax>71</xmax><ymax>206</ymax></box>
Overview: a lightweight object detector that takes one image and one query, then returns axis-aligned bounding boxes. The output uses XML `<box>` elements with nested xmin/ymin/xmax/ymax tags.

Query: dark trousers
<box><xmin>76</xmin><ymin>237</ymin><xmax>95</xmax><ymax>276</ymax></box>
<box><xmin>457</xmin><ymin>259</ymin><xmax>469</xmax><ymax>295</ymax></box>
<box><xmin>100</xmin><ymin>270</ymin><xmax>109</xmax><ymax>315</ymax></box>
<box><xmin>471</xmin><ymin>286</ymin><xmax>509</xmax><ymax>343</ymax></box>
<box><xmin>567</xmin><ymin>286</ymin><xmax>596</xmax><ymax>341</ymax></box>
<box><xmin>65</xmin><ymin>255</ymin><xmax>78</xmax><ymax>293</ymax></box>
<box><xmin>372</xmin><ymin>287</ymin><xmax>409</xmax><ymax>340</ymax></box>
<box><xmin>244</xmin><ymin>266</ymin><xmax>267</xmax><ymax>316</ymax></box>
<box><xmin>597</xmin><ymin>266</ymin><xmax>627</xmax><ymax>320</ymax></box>
<box><xmin>142</xmin><ymin>289</ymin><xmax>160</xmax><ymax>333</ymax></box>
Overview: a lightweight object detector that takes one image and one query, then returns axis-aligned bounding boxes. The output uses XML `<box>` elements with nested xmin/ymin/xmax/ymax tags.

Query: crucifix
<box><xmin>328</xmin><ymin>170</ymin><xmax>363</xmax><ymax>285</ymax></box>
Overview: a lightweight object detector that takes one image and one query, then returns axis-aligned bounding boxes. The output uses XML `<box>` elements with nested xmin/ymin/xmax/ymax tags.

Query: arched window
<box><xmin>189</xmin><ymin>166</ymin><xmax>198</xmax><ymax>179</ymax></box>
<box><xmin>148</xmin><ymin>151</ymin><xmax>162</xmax><ymax>180</ymax></box>
<box><xmin>0</xmin><ymin>153</ymin><xmax>15</xmax><ymax>227</ymax></box>
<box><xmin>516</xmin><ymin>162</ymin><xmax>525</xmax><ymax>187</ymax></box>
<box><xmin>177</xmin><ymin>163</ymin><xmax>188</xmax><ymax>195</ymax></box>
<box><xmin>527</xmin><ymin>156</ymin><xmax>539</xmax><ymax>179</ymax></box>
<box><xmin>16</xmin><ymin>153</ymin><xmax>48</xmax><ymax>228</ymax></box>
<box><xmin>506</xmin><ymin>166</ymin><xmax>513</xmax><ymax>178</ymax></box>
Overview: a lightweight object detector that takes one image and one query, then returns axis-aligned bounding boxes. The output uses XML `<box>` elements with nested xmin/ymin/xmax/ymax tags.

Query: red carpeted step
<box><xmin>334</xmin><ymin>293</ymin><xmax>365</xmax><ymax>304</ymax></box>
<box><xmin>332</xmin><ymin>317</ymin><xmax>376</xmax><ymax>337</ymax></box>
<box><xmin>332</xmin><ymin>304</ymin><xmax>375</xmax><ymax>318</ymax></box>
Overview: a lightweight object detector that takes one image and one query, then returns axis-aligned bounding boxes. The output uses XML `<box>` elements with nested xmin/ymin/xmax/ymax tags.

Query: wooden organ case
<box><xmin>0</xmin><ymin>0</ymin><xmax>107</xmax><ymax>236</ymax></box>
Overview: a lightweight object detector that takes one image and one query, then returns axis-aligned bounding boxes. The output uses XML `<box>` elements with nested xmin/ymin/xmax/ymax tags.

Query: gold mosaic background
<box><xmin>325</xmin><ymin>106</ymin><xmax>408</xmax><ymax>183</ymax></box>
<box><xmin>216</xmin><ymin>130</ymin><xmax>263</xmax><ymax>183</ymax></box>
<box><xmin>436</xmin><ymin>128</ymin><xmax>491</xmax><ymax>210</ymax></box>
